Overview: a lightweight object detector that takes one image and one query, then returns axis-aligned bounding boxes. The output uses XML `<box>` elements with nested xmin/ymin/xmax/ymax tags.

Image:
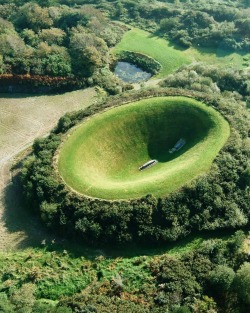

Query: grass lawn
<box><xmin>58</xmin><ymin>96</ymin><xmax>230</xmax><ymax>200</ymax></box>
<box><xmin>113</xmin><ymin>28</ymin><xmax>250</xmax><ymax>79</ymax></box>
<box><xmin>185</xmin><ymin>45</ymin><xmax>250</xmax><ymax>69</ymax></box>
<box><xmin>112</xmin><ymin>28</ymin><xmax>190</xmax><ymax>78</ymax></box>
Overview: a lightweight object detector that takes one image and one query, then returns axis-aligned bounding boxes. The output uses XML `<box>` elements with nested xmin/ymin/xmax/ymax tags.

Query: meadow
<box><xmin>113</xmin><ymin>28</ymin><xmax>190</xmax><ymax>78</ymax></box>
<box><xmin>113</xmin><ymin>28</ymin><xmax>250</xmax><ymax>79</ymax></box>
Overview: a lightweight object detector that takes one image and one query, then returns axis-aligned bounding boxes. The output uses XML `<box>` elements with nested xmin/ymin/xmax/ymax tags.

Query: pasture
<box><xmin>113</xmin><ymin>28</ymin><xmax>190</xmax><ymax>78</ymax></box>
<box><xmin>58</xmin><ymin>96</ymin><xmax>230</xmax><ymax>200</ymax></box>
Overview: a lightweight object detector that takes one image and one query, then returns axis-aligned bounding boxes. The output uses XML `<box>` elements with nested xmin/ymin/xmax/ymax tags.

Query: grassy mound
<box><xmin>58</xmin><ymin>96</ymin><xmax>229</xmax><ymax>200</ymax></box>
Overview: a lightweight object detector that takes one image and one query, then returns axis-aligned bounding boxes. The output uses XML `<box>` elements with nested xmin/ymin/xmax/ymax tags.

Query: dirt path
<box><xmin>132</xmin><ymin>78</ymin><xmax>162</xmax><ymax>90</ymax></box>
<box><xmin>0</xmin><ymin>88</ymin><xmax>97</xmax><ymax>251</ymax></box>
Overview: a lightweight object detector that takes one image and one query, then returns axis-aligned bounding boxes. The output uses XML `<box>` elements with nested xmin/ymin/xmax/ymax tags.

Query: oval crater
<box><xmin>58</xmin><ymin>96</ymin><xmax>230</xmax><ymax>200</ymax></box>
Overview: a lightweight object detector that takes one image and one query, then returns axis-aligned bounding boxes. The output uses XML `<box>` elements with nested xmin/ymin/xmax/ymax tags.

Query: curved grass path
<box><xmin>58</xmin><ymin>96</ymin><xmax>230</xmax><ymax>200</ymax></box>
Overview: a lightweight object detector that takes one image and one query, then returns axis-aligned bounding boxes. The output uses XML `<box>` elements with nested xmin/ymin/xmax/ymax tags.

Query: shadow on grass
<box><xmin>147</xmin><ymin>119</ymin><xmax>210</xmax><ymax>163</ymax></box>
<box><xmin>147</xmin><ymin>134</ymin><xmax>203</xmax><ymax>163</ymax></box>
<box><xmin>151</xmin><ymin>30</ymin><xmax>250</xmax><ymax>61</ymax></box>
<box><xmin>148</xmin><ymin>30</ymin><xmax>188</xmax><ymax>52</ymax></box>
<box><xmin>1</xmin><ymin>171</ymin><xmax>122</xmax><ymax>259</ymax></box>
<box><xmin>2</xmin><ymin>174</ymin><xmax>56</xmax><ymax>250</ymax></box>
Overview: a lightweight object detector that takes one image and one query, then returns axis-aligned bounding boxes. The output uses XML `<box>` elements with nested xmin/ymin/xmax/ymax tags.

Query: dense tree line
<box><xmin>105</xmin><ymin>0</ymin><xmax>250</xmax><ymax>52</ymax></box>
<box><xmin>1</xmin><ymin>0</ymin><xmax>249</xmax><ymax>93</ymax></box>
<box><xmin>1</xmin><ymin>0</ymin><xmax>250</xmax><ymax>79</ymax></box>
<box><xmin>19</xmin><ymin>80</ymin><xmax>250</xmax><ymax>245</ymax></box>
<box><xmin>0</xmin><ymin>1</ymin><xmax>127</xmax><ymax>93</ymax></box>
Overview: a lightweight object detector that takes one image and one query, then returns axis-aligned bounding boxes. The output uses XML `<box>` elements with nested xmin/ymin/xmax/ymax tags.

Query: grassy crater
<box><xmin>58</xmin><ymin>96</ymin><xmax>229</xmax><ymax>200</ymax></box>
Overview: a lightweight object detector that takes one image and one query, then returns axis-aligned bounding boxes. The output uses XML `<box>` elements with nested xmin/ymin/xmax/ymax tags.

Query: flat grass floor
<box><xmin>58</xmin><ymin>96</ymin><xmax>230</xmax><ymax>200</ymax></box>
<box><xmin>113</xmin><ymin>28</ymin><xmax>190</xmax><ymax>78</ymax></box>
<box><xmin>113</xmin><ymin>28</ymin><xmax>250</xmax><ymax>78</ymax></box>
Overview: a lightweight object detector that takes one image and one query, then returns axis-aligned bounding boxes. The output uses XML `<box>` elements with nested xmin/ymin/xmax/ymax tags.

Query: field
<box><xmin>58</xmin><ymin>96</ymin><xmax>230</xmax><ymax>200</ymax></box>
<box><xmin>185</xmin><ymin>44</ymin><xmax>250</xmax><ymax>69</ymax></box>
<box><xmin>0</xmin><ymin>88</ymin><xmax>97</xmax><ymax>251</ymax></box>
<box><xmin>113</xmin><ymin>28</ymin><xmax>190</xmax><ymax>78</ymax></box>
<box><xmin>113</xmin><ymin>28</ymin><xmax>250</xmax><ymax>79</ymax></box>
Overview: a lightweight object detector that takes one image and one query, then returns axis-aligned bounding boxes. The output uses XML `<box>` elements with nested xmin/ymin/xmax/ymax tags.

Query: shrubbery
<box><xmin>160</xmin><ymin>63</ymin><xmax>250</xmax><ymax>97</ymax></box>
<box><xmin>115</xmin><ymin>50</ymin><xmax>161</xmax><ymax>75</ymax></box>
<box><xmin>1</xmin><ymin>232</ymin><xmax>249</xmax><ymax>312</ymax></box>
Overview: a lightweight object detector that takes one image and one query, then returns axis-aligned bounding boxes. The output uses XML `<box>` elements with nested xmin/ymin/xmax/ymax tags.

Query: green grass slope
<box><xmin>113</xmin><ymin>28</ymin><xmax>190</xmax><ymax>78</ymax></box>
<box><xmin>58</xmin><ymin>96</ymin><xmax>229</xmax><ymax>200</ymax></box>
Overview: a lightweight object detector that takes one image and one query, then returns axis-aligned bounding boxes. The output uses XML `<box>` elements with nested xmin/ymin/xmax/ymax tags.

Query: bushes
<box><xmin>0</xmin><ymin>232</ymin><xmax>248</xmax><ymax>312</ymax></box>
<box><xmin>115</xmin><ymin>50</ymin><xmax>161</xmax><ymax>75</ymax></box>
<box><xmin>160</xmin><ymin>63</ymin><xmax>250</xmax><ymax>97</ymax></box>
<box><xmin>0</xmin><ymin>74</ymin><xmax>86</xmax><ymax>93</ymax></box>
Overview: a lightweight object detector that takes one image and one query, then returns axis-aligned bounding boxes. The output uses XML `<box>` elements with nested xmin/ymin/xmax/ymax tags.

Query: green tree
<box><xmin>69</xmin><ymin>28</ymin><xmax>108</xmax><ymax>76</ymax></box>
<box><xmin>0</xmin><ymin>17</ymin><xmax>15</xmax><ymax>35</ymax></box>
<box><xmin>172</xmin><ymin>307</ymin><xmax>191</xmax><ymax>313</ymax></box>
<box><xmin>240</xmin><ymin>0</ymin><xmax>250</xmax><ymax>7</ymax></box>
<box><xmin>21</xmin><ymin>29</ymin><xmax>39</xmax><ymax>47</ymax></box>
<box><xmin>240</xmin><ymin>167</ymin><xmax>250</xmax><ymax>188</ymax></box>
<box><xmin>233</xmin><ymin>262</ymin><xmax>250</xmax><ymax>306</ymax></box>
<box><xmin>0</xmin><ymin>293</ymin><xmax>15</xmax><ymax>313</ymax></box>
<box><xmin>38</xmin><ymin>28</ymin><xmax>66</xmax><ymax>46</ymax></box>
<box><xmin>40</xmin><ymin>201</ymin><xmax>59</xmax><ymax>226</ymax></box>
<box><xmin>209</xmin><ymin>265</ymin><xmax>235</xmax><ymax>293</ymax></box>
<box><xmin>192</xmin><ymin>296</ymin><xmax>217</xmax><ymax>313</ymax></box>
<box><xmin>160</xmin><ymin>17</ymin><xmax>180</xmax><ymax>32</ymax></box>
<box><xmin>13</xmin><ymin>3</ymin><xmax>53</xmax><ymax>31</ymax></box>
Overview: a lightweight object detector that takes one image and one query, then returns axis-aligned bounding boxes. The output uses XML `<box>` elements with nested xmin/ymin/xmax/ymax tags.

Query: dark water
<box><xmin>114</xmin><ymin>61</ymin><xmax>152</xmax><ymax>83</ymax></box>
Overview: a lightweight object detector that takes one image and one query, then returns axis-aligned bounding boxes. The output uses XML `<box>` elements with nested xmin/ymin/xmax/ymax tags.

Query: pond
<box><xmin>114</xmin><ymin>61</ymin><xmax>152</xmax><ymax>83</ymax></box>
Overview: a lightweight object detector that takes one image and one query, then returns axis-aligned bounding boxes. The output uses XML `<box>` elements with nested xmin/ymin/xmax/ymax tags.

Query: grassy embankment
<box><xmin>58</xmin><ymin>96</ymin><xmax>230</xmax><ymax>200</ymax></box>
